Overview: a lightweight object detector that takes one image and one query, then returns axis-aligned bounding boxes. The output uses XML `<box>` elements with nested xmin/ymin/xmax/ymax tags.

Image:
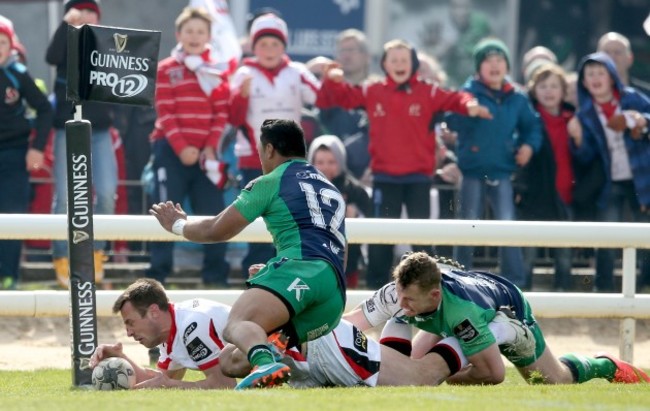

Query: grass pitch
<box><xmin>1</xmin><ymin>368</ymin><xmax>649</xmax><ymax>411</ymax></box>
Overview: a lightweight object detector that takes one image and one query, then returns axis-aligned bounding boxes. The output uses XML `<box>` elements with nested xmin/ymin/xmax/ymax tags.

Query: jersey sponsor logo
<box><xmin>364</xmin><ymin>298</ymin><xmax>376</xmax><ymax>313</ymax></box>
<box><xmin>183</xmin><ymin>322</ymin><xmax>197</xmax><ymax>344</ymax></box>
<box><xmin>454</xmin><ymin>319</ymin><xmax>479</xmax><ymax>342</ymax></box>
<box><xmin>296</xmin><ymin>170</ymin><xmax>332</xmax><ymax>186</ymax></box>
<box><xmin>306</xmin><ymin>323</ymin><xmax>329</xmax><ymax>340</ymax></box>
<box><xmin>186</xmin><ymin>336</ymin><xmax>213</xmax><ymax>362</ymax></box>
<box><xmin>243</xmin><ymin>178</ymin><xmax>259</xmax><ymax>192</ymax></box>
<box><xmin>287</xmin><ymin>277</ymin><xmax>310</xmax><ymax>301</ymax></box>
<box><xmin>353</xmin><ymin>326</ymin><xmax>368</xmax><ymax>353</ymax></box>
<box><xmin>379</xmin><ymin>283</ymin><xmax>398</xmax><ymax>307</ymax></box>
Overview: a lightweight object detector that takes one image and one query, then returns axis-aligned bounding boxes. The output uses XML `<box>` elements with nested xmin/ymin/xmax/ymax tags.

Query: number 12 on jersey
<box><xmin>299</xmin><ymin>181</ymin><xmax>346</xmax><ymax>245</ymax></box>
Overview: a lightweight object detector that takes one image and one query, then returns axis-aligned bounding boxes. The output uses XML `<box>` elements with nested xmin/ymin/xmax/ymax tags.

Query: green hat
<box><xmin>473</xmin><ymin>38</ymin><xmax>510</xmax><ymax>72</ymax></box>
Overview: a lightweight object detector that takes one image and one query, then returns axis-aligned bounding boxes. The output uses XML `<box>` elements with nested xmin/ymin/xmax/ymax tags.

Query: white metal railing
<box><xmin>0</xmin><ymin>214</ymin><xmax>648</xmax><ymax>362</ymax></box>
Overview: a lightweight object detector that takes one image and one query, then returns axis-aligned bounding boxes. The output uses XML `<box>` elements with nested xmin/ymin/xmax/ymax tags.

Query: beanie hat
<box><xmin>246</xmin><ymin>7</ymin><xmax>282</xmax><ymax>33</ymax></box>
<box><xmin>0</xmin><ymin>15</ymin><xmax>14</xmax><ymax>48</ymax></box>
<box><xmin>473</xmin><ymin>38</ymin><xmax>510</xmax><ymax>72</ymax></box>
<box><xmin>250</xmin><ymin>13</ymin><xmax>288</xmax><ymax>47</ymax></box>
<box><xmin>64</xmin><ymin>0</ymin><xmax>101</xmax><ymax>18</ymax></box>
<box><xmin>307</xmin><ymin>135</ymin><xmax>347</xmax><ymax>174</ymax></box>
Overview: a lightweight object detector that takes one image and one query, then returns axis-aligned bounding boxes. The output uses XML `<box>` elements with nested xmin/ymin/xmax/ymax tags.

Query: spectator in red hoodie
<box><xmin>317</xmin><ymin>39</ymin><xmax>491</xmax><ymax>289</ymax></box>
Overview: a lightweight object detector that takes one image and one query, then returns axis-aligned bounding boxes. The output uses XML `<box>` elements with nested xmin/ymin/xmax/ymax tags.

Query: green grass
<box><xmin>1</xmin><ymin>369</ymin><xmax>649</xmax><ymax>411</ymax></box>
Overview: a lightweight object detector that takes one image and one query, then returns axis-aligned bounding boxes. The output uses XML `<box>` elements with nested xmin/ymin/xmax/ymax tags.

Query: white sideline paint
<box><xmin>0</xmin><ymin>214</ymin><xmax>648</xmax><ymax>363</ymax></box>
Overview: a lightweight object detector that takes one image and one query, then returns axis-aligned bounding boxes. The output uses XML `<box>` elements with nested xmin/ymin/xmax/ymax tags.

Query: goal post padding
<box><xmin>65</xmin><ymin>22</ymin><xmax>160</xmax><ymax>388</ymax></box>
<box><xmin>65</xmin><ymin>119</ymin><xmax>97</xmax><ymax>387</ymax></box>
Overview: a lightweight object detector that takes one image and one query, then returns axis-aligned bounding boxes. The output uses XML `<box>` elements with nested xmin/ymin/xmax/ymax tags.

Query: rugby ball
<box><xmin>91</xmin><ymin>357</ymin><xmax>136</xmax><ymax>390</ymax></box>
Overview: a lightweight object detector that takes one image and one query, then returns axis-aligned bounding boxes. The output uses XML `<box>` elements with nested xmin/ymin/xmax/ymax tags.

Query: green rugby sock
<box><xmin>248</xmin><ymin>344</ymin><xmax>275</xmax><ymax>368</ymax></box>
<box><xmin>559</xmin><ymin>353</ymin><xmax>617</xmax><ymax>383</ymax></box>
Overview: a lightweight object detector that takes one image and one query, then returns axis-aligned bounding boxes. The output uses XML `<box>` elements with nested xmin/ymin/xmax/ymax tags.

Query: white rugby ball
<box><xmin>92</xmin><ymin>357</ymin><xmax>136</xmax><ymax>390</ymax></box>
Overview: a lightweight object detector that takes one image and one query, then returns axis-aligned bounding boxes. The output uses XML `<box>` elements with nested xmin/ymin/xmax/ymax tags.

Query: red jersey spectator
<box><xmin>317</xmin><ymin>39</ymin><xmax>491</xmax><ymax>289</ymax></box>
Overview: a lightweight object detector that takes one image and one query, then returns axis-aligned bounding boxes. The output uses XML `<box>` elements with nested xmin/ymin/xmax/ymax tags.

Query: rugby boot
<box><xmin>595</xmin><ymin>352</ymin><xmax>650</xmax><ymax>383</ymax></box>
<box><xmin>494</xmin><ymin>307</ymin><xmax>536</xmax><ymax>361</ymax></box>
<box><xmin>267</xmin><ymin>331</ymin><xmax>289</xmax><ymax>361</ymax></box>
<box><xmin>235</xmin><ymin>362</ymin><xmax>291</xmax><ymax>390</ymax></box>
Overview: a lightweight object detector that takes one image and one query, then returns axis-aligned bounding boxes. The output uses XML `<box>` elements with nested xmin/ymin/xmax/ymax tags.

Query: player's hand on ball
<box><xmin>90</xmin><ymin>342</ymin><xmax>124</xmax><ymax>368</ymax></box>
<box><xmin>150</xmin><ymin>201</ymin><xmax>187</xmax><ymax>233</ymax></box>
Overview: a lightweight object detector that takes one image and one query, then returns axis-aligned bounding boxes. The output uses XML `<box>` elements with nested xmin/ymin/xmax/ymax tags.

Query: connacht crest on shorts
<box><xmin>113</xmin><ymin>33</ymin><xmax>128</xmax><ymax>53</ymax></box>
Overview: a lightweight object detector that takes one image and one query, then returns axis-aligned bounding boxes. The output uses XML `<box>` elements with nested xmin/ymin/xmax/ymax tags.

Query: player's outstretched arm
<box><xmin>182</xmin><ymin>205</ymin><xmax>250</xmax><ymax>242</ymax></box>
<box><xmin>134</xmin><ymin>365</ymin><xmax>236</xmax><ymax>390</ymax></box>
<box><xmin>150</xmin><ymin>202</ymin><xmax>250</xmax><ymax>243</ymax></box>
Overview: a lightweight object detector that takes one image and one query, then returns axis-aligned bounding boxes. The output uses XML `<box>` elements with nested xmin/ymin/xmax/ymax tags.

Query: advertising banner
<box><xmin>67</xmin><ymin>24</ymin><xmax>161</xmax><ymax>106</ymax></box>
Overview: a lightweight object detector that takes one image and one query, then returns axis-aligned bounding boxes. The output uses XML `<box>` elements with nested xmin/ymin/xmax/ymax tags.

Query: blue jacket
<box><xmin>572</xmin><ymin>52</ymin><xmax>650</xmax><ymax>208</ymax></box>
<box><xmin>447</xmin><ymin>77</ymin><xmax>542</xmax><ymax>180</ymax></box>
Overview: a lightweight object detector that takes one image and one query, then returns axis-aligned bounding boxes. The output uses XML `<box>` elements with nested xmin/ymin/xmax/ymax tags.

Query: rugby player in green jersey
<box><xmin>348</xmin><ymin>252</ymin><xmax>650</xmax><ymax>385</ymax></box>
<box><xmin>150</xmin><ymin>119</ymin><xmax>347</xmax><ymax>389</ymax></box>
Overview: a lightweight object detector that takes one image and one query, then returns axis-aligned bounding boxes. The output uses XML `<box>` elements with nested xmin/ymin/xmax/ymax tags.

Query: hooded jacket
<box><xmin>446</xmin><ymin>77</ymin><xmax>542</xmax><ymax>180</ymax></box>
<box><xmin>571</xmin><ymin>52</ymin><xmax>650</xmax><ymax>208</ymax></box>
<box><xmin>316</xmin><ymin>73</ymin><xmax>473</xmax><ymax>178</ymax></box>
<box><xmin>307</xmin><ymin>135</ymin><xmax>372</xmax><ymax>216</ymax></box>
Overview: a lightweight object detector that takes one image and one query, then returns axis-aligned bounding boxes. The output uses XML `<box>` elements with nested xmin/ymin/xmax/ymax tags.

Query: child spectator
<box><xmin>446</xmin><ymin>38</ymin><xmax>542</xmax><ymax>289</ymax></box>
<box><xmin>515</xmin><ymin>63</ymin><xmax>575</xmax><ymax>290</ymax></box>
<box><xmin>229</xmin><ymin>13</ymin><xmax>320</xmax><ymax>278</ymax></box>
<box><xmin>46</xmin><ymin>0</ymin><xmax>116</xmax><ymax>289</ymax></box>
<box><xmin>147</xmin><ymin>7</ymin><xmax>231</xmax><ymax>287</ymax></box>
<box><xmin>567</xmin><ymin>52</ymin><xmax>650</xmax><ymax>292</ymax></box>
<box><xmin>317</xmin><ymin>39</ymin><xmax>491</xmax><ymax>289</ymax></box>
<box><xmin>308</xmin><ymin>135</ymin><xmax>371</xmax><ymax>288</ymax></box>
<box><xmin>0</xmin><ymin>15</ymin><xmax>53</xmax><ymax>289</ymax></box>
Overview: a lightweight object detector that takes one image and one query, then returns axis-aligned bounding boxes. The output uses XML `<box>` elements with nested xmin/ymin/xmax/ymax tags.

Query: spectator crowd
<box><xmin>1</xmin><ymin>0</ymin><xmax>649</xmax><ymax>295</ymax></box>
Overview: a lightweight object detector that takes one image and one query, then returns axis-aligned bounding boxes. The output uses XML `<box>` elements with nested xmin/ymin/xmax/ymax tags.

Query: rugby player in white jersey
<box><xmin>89</xmin><ymin>279</ymin><xmax>236</xmax><ymax>389</ymax></box>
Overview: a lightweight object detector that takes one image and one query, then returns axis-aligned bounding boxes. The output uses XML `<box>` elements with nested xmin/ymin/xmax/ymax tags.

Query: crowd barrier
<box><xmin>0</xmin><ymin>214</ymin><xmax>648</xmax><ymax>362</ymax></box>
